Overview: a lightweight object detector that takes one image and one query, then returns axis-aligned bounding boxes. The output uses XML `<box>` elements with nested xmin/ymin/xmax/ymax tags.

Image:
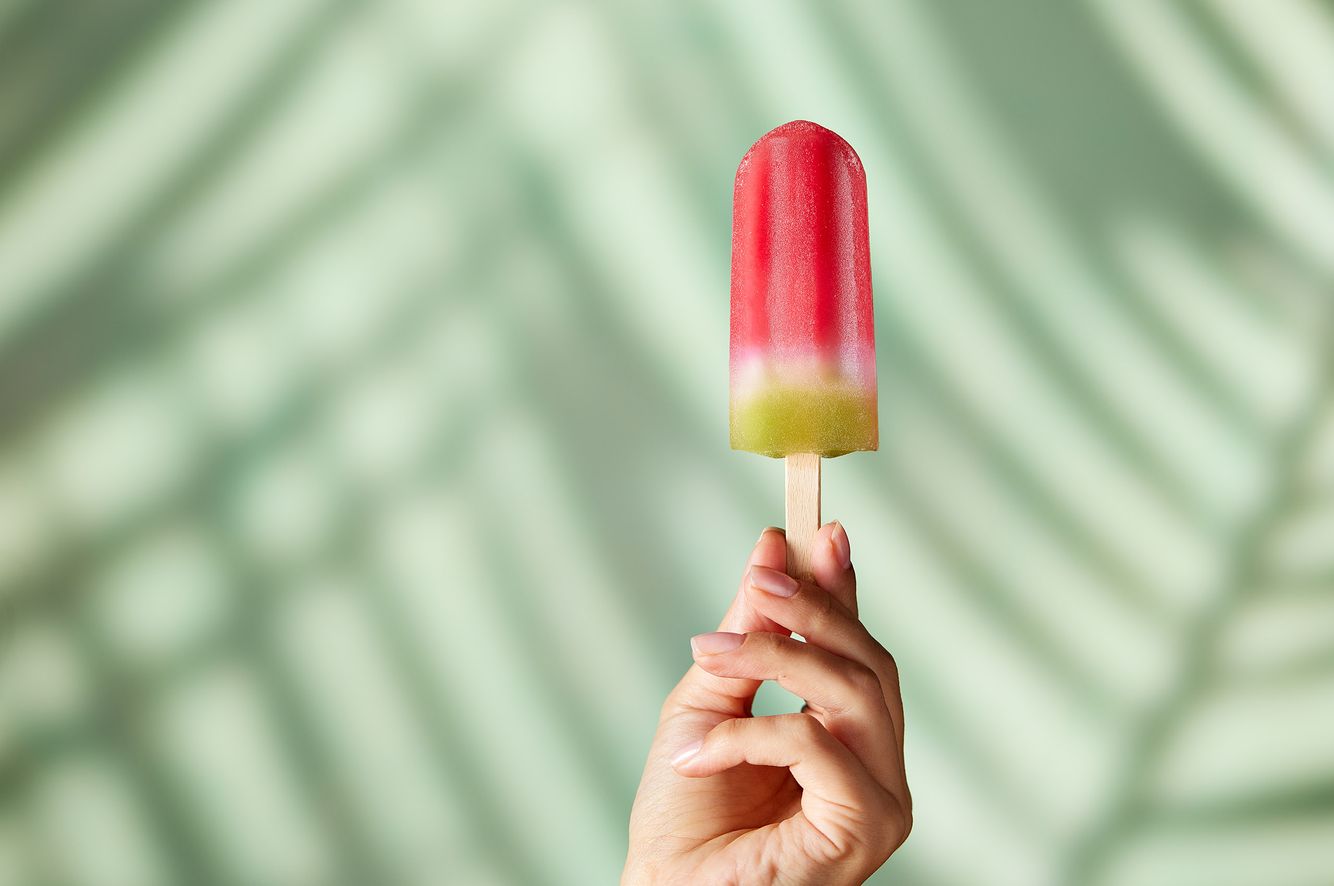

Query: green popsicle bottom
<box><xmin>730</xmin><ymin>385</ymin><xmax>878</xmax><ymax>458</ymax></box>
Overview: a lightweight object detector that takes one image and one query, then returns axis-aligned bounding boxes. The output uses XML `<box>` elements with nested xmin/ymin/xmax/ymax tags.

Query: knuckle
<box><xmin>750</xmin><ymin>631</ymin><xmax>783</xmax><ymax>654</ymax></box>
<box><xmin>846</xmin><ymin>662</ymin><xmax>882</xmax><ymax>699</ymax></box>
<box><xmin>888</xmin><ymin>791</ymin><xmax>913</xmax><ymax>847</ymax></box>
<box><xmin>791</xmin><ymin>711</ymin><xmax>827</xmax><ymax>743</ymax></box>
<box><xmin>745</xmin><ymin>632</ymin><xmax>784</xmax><ymax>670</ymax></box>
<box><xmin>867</xmin><ymin>790</ymin><xmax>911</xmax><ymax>856</ymax></box>
<box><xmin>701</xmin><ymin>719</ymin><xmax>742</xmax><ymax>757</ymax></box>
<box><xmin>893</xmin><ymin>805</ymin><xmax>914</xmax><ymax>850</ymax></box>
<box><xmin>712</xmin><ymin>717</ymin><xmax>745</xmax><ymax>745</ymax></box>
<box><xmin>803</xmin><ymin>585</ymin><xmax>837</xmax><ymax>631</ymax></box>
<box><xmin>874</xmin><ymin>640</ymin><xmax>899</xmax><ymax>674</ymax></box>
<box><xmin>867</xmin><ymin>638</ymin><xmax>900</xmax><ymax>682</ymax></box>
<box><xmin>863</xmin><ymin>632</ymin><xmax>896</xmax><ymax>668</ymax></box>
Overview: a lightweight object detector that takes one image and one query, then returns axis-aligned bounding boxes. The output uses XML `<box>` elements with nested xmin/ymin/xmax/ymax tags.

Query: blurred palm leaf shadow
<box><xmin>0</xmin><ymin>2</ymin><xmax>1332</xmax><ymax>885</ymax></box>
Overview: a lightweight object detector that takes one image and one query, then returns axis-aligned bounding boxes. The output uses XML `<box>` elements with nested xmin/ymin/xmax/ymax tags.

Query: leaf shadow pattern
<box><xmin>1</xmin><ymin>2</ymin><xmax>1333</xmax><ymax>885</ymax></box>
<box><xmin>1063</xmin><ymin>317</ymin><xmax>1334</xmax><ymax>885</ymax></box>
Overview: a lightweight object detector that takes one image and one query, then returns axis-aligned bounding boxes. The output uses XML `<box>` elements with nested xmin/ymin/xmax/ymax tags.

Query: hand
<box><xmin>623</xmin><ymin>524</ymin><xmax>910</xmax><ymax>885</ymax></box>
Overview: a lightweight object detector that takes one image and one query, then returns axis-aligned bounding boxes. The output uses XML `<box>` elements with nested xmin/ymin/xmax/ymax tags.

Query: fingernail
<box><xmin>671</xmin><ymin>740</ymin><xmax>703</xmax><ymax>767</ymax></box>
<box><xmin>749</xmin><ymin>566</ymin><xmax>799</xmax><ymax>597</ymax></box>
<box><xmin>830</xmin><ymin>521</ymin><xmax>852</xmax><ymax>571</ymax></box>
<box><xmin>691</xmin><ymin>631</ymin><xmax>744</xmax><ymax>655</ymax></box>
<box><xmin>758</xmin><ymin>526</ymin><xmax>783</xmax><ymax>544</ymax></box>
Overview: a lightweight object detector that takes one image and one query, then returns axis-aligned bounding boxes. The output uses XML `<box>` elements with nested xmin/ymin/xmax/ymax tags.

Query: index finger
<box><xmin>717</xmin><ymin>527</ymin><xmax>790</xmax><ymax>635</ymax></box>
<box><xmin>746</xmin><ymin>566</ymin><xmax>905</xmax><ymax>755</ymax></box>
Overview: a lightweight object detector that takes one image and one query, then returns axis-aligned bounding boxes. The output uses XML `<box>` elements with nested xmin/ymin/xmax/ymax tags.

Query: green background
<box><xmin>2</xmin><ymin>1</ymin><xmax>1333</xmax><ymax>884</ymax></box>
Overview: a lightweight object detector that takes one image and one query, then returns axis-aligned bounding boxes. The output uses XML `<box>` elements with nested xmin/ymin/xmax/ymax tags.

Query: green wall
<box><xmin>1</xmin><ymin>2</ymin><xmax>1332</xmax><ymax>884</ymax></box>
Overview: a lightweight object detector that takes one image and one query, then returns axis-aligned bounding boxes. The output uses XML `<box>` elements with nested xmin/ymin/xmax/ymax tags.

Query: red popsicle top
<box><xmin>729</xmin><ymin>120</ymin><xmax>874</xmax><ymax>371</ymax></box>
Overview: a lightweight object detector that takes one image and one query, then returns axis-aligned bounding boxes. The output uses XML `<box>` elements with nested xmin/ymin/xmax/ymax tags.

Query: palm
<box><xmin>661</xmin><ymin>709</ymin><xmax>822</xmax><ymax>880</ymax></box>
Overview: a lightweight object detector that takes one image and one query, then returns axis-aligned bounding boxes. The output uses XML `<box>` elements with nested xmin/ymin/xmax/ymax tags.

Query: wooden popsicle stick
<box><xmin>784</xmin><ymin>452</ymin><xmax>821</xmax><ymax>581</ymax></box>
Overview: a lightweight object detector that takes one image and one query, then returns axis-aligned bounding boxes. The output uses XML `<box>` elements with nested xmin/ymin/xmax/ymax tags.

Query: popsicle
<box><xmin>729</xmin><ymin>120</ymin><xmax>877</xmax><ymax>579</ymax></box>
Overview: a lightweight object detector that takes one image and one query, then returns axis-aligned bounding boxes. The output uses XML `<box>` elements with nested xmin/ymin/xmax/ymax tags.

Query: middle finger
<box><xmin>744</xmin><ymin>566</ymin><xmax>906</xmax><ymax>754</ymax></box>
<box><xmin>690</xmin><ymin>630</ymin><xmax>901</xmax><ymax>792</ymax></box>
